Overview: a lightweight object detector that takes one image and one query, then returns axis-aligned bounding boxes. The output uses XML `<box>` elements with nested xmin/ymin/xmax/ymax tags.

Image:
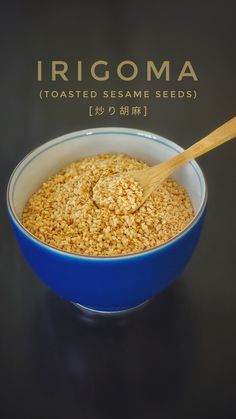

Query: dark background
<box><xmin>1</xmin><ymin>1</ymin><xmax>236</xmax><ymax>418</ymax></box>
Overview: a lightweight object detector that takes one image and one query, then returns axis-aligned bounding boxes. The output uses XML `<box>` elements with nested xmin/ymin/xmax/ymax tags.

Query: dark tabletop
<box><xmin>1</xmin><ymin>2</ymin><xmax>236</xmax><ymax>419</ymax></box>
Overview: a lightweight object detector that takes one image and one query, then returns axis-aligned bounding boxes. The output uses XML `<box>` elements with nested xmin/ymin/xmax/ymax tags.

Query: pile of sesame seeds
<box><xmin>21</xmin><ymin>153</ymin><xmax>194</xmax><ymax>256</ymax></box>
<box><xmin>93</xmin><ymin>174</ymin><xmax>144</xmax><ymax>214</ymax></box>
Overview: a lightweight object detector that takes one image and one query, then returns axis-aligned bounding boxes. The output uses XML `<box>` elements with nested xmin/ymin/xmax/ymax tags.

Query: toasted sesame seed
<box><xmin>22</xmin><ymin>153</ymin><xmax>194</xmax><ymax>256</ymax></box>
<box><xmin>93</xmin><ymin>174</ymin><xmax>143</xmax><ymax>214</ymax></box>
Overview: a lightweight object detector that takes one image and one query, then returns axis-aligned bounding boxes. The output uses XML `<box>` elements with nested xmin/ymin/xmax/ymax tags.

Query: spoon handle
<box><xmin>164</xmin><ymin>116</ymin><xmax>236</xmax><ymax>172</ymax></box>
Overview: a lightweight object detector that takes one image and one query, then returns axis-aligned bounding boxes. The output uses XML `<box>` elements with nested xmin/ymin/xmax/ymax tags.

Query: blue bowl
<box><xmin>7</xmin><ymin>127</ymin><xmax>207</xmax><ymax>313</ymax></box>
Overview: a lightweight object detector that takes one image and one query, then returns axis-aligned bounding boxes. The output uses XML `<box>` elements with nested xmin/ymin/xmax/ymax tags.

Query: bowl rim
<box><xmin>7</xmin><ymin>126</ymin><xmax>208</xmax><ymax>261</ymax></box>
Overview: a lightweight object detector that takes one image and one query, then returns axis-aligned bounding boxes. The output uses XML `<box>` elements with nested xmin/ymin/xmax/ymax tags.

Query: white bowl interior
<box><xmin>9</xmin><ymin>128</ymin><xmax>206</xmax><ymax>218</ymax></box>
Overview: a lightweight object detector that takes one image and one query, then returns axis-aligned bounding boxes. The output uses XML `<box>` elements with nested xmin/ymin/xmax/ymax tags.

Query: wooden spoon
<box><xmin>130</xmin><ymin>117</ymin><xmax>236</xmax><ymax>209</ymax></box>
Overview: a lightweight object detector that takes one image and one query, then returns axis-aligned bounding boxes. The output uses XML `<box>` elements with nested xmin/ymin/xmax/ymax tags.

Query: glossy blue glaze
<box><xmin>9</xmin><ymin>208</ymin><xmax>206</xmax><ymax>311</ymax></box>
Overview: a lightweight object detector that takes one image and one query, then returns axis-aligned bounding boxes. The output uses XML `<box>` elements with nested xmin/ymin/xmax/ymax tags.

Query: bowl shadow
<box><xmin>28</xmin><ymin>279</ymin><xmax>195</xmax><ymax>419</ymax></box>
